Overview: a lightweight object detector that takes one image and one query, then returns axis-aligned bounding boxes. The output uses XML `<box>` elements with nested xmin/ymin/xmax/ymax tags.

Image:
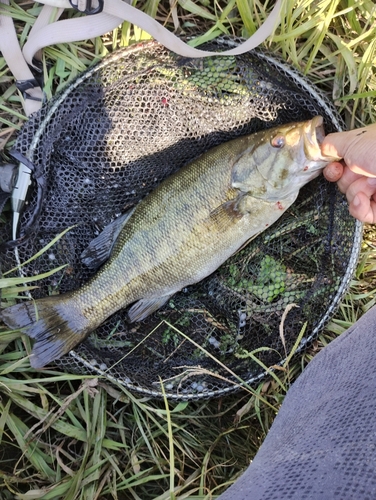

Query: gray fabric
<box><xmin>219</xmin><ymin>306</ymin><xmax>376</xmax><ymax>499</ymax></box>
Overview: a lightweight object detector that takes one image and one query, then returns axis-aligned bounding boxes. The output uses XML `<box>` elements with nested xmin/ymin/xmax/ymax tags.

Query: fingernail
<box><xmin>367</xmin><ymin>178</ymin><xmax>376</xmax><ymax>186</ymax></box>
<box><xmin>353</xmin><ymin>195</ymin><xmax>360</xmax><ymax>207</ymax></box>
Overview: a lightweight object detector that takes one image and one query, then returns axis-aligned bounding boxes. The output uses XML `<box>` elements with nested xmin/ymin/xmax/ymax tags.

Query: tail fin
<box><xmin>1</xmin><ymin>295</ymin><xmax>89</xmax><ymax>369</ymax></box>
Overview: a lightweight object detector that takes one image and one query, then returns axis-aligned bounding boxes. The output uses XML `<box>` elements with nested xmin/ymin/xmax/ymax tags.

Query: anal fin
<box><xmin>128</xmin><ymin>294</ymin><xmax>174</xmax><ymax>323</ymax></box>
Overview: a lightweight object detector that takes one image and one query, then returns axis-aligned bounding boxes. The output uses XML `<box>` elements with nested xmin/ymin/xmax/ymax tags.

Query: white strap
<box><xmin>0</xmin><ymin>0</ymin><xmax>44</xmax><ymax>116</ymax></box>
<box><xmin>22</xmin><ymin>12</ymin><xmax>126</xmax><ymax>67</ymax></box>
<box><xmin>22</xmin><ymin>0</ymin><xmax>283</xmax><ymax>67</ymax></box>
<box><xmin>28</xmin><ymin>4</ymin><xmax>65</xmax><ymax>62</ymax></box>
<box><xmin>103</xmin><ymin>0</ymin><xmax>283</xmax><ymax>57</ymax></box>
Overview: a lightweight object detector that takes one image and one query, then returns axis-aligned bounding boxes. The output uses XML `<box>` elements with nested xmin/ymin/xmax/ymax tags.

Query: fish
<box><xmin>0</xmin><ymin>115</ymin><xmax>340</xmax><ymax>369</ymax></box>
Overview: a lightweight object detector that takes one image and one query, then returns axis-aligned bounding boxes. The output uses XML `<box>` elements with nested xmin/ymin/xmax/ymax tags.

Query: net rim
<box><xmin>11</xmin><ymin>38</ymin><xmax>363</xmax><ymax>400</ymax></box>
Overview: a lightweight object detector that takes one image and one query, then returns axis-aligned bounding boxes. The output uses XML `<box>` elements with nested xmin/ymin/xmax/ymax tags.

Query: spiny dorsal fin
<box><xmin>81</xmin><ymin>208</ymin><xmax>135</xmax><ymax>269</ymax></box>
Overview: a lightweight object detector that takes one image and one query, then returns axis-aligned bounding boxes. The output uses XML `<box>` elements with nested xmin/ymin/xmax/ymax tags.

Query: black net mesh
<box><xmin>0</xmin><ymin>39</ymin><xmax>362</xmax><ymax>399</ymax></box>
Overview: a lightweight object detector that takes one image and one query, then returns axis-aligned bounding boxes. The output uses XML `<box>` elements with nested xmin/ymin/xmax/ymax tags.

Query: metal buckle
<box><xmin>69</xmin><ymin>0</ymin><xmax>104</xmax><ymax>15</ymax></box>
<box><xmin>15</xmin><ymin>79</ymin><xmax>43</xmax><ymax>102</ymax></box>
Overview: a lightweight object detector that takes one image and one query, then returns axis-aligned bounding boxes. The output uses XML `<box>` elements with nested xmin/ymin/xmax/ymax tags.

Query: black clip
<box><xmin>16</xmin><ymin>78</ymin><xmax>43</xmax><ymax>102</ymax></box>
<box><xmin>69</xmin><ymin>0</ymin><xmax>104</xmax><ymax>14</ymax></box>
<box><xmin>0</xmin><ymin>163</ymin><xmax>18</xmax><ymax>193</ymax></box>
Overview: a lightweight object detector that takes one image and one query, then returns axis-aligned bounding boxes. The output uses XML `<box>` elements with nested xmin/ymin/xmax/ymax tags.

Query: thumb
<box><xmin>321</xmin><ymin>131</ymin><xmax>349</xmax><ymax>158</ymax></box>
<box><xmin>321</xmin><ymin>123</ymin><xmax>376</xmax><ymax>159</ymax></box>
<box><xmin>322</xmin><ymin>125</ymin><xmax>376</xmax><ymax>177</ymax></box>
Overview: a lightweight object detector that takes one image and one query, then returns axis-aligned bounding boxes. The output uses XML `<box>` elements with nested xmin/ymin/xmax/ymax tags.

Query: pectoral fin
<box><xmin>208</xmin><ymin>193</ymin><xmax>252</xmax><ymax>232</ymax></box>
<box><xmin>128</xmin><ymin>294</ymin><xmax>174</xmax><ymax>323</ymax></box>
<box><xmin>81</xmin><ymin>208</ymin><xmax>135</xmax><ymax>269</ymax></box>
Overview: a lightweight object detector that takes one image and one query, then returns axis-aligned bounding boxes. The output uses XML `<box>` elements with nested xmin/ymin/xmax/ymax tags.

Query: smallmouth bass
<box><xmin>1</xmin><ymin>116</ymin><xmax>340</xmax><ymax>368</ymax></box>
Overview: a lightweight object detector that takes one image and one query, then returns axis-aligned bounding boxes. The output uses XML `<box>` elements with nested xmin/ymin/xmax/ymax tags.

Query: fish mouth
<box><xmin>303</xmin><ymin>115</ymin><xmax>325</xmax><ymax>160</ymax></box>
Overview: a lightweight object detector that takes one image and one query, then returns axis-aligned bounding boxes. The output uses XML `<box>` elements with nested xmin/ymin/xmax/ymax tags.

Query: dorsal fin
<box><xmin>81</xmin><ymin>208</ymin><xmax>135</xmax><ymax>269</ymax></box>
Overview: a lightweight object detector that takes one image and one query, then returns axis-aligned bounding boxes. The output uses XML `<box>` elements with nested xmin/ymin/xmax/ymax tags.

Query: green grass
<box><xmin>1</xmin><ymin>0</ymin><xmax>376</xmax><ymax>498</ymax></box>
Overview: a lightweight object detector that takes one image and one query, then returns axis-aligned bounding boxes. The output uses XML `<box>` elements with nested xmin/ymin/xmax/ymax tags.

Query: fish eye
<box><xmin>271</xmin><ymin>135</ymin><xmax>285</xmax><ymax>148</ymax></box>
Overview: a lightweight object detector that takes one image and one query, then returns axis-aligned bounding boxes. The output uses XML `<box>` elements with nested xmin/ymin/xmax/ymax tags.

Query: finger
<box><xmin>336</xmin><ymin>168</ymin><xmax>363</xmax><ymax>194</ymax></box>
<box><xmin>321</xmin><ymin>130</ymin><xmax>354</xmax><ymax>158</ymax></box>
<box><xmin>346</xmin><ymin>177</ymin><xmax>376</xmax><ymax>203</ymax></box>
<box><xmin>322</xmin><ymin>125</ymin><xmax>376</xmax><ymax>175</ymax></box>
<box><xmin>321</xmin><ymin>135</ymin><xmax>343</xmax><ymax>158</ymax></box>
<box><xmin>323</xmin><ymin>162</ymin><xmax>343</xmax><ymax>182</ymax></box>
<box><xmin>321</xmin><ymin>126</ymin><xmax>371</xmax><ymax>158</ymax></box>
<box><xmin>348</xmin><ymin>163</ymin><xmax>376</xmax><ymax>178</ymax></box>
<box><xmin>348</xmin><ymin>191</ymin><xmax>376</xmax><ymax>223</ymax></box>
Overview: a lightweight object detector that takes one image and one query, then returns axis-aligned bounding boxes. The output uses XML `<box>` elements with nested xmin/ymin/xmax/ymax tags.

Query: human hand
<box><xmin>322</xmin><ymin>123</ymin><xmax>376</xmax><ymax>223</ymax></box>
